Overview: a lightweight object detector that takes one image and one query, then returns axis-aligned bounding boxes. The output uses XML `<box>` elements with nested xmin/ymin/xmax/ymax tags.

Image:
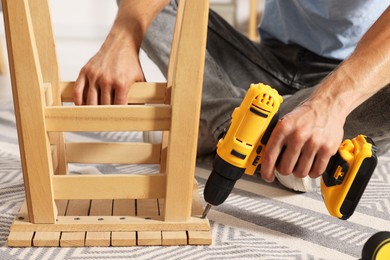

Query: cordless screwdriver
<box><xmin>201</xmin><ymin>83</ymin><xmax>378</xmax><ymax>220</ymax></box>
<box><xmin>202</xmin><ymin>83</ymin><xmax>283</xmax><ymax>218</ymax></box>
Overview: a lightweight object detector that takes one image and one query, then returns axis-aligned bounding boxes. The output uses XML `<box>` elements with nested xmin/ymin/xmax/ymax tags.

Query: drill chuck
<box><xmin>203</xmin><ymin>155</ymin><xmax>245</xmax><ymax>206</ymax></box>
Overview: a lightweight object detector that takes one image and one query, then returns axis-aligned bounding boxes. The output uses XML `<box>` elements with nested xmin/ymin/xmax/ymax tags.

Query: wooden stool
<box><xmin>2</xmin><ymin>0</ymin><xmax>211</xmax><ymax>247</ymax></box>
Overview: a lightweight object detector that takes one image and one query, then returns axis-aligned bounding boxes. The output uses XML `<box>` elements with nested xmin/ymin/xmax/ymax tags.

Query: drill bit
<box><xmin>201</xmin><ymin>204</ymin><xmax>212</xmax><ymax>218</ymax></box>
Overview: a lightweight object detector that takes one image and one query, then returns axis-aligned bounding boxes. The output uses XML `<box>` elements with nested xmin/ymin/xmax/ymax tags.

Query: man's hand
<box><xmin>73</xmin><ymin>34</ymin><xmax>145</xmax><ymax>105</ymax></box>
<box><xmin>73</xmin><ymin>0</ymin><xmax>170</xmax><ymax>106</ymax></box>
<box><xmin>260</xmin><ymin>98</ymin><xmax>345</xmax><ymax>182</ymax></box>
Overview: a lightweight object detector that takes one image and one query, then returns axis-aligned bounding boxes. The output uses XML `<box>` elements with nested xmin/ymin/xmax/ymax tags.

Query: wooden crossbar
<box><xmin>60</xmin><ymin>81</ymin><xmax>168</xmax><ymax>104</ymax></box>
<box><xmin>65</xmin><ymin>142</ymin><xmax>161</xmax><ymax>164</ymax></box>
<box><xmin>53</xmin><ymin>174</ymin><xmax>166</xmax><ymax>200</ymax></box>
<box><xmin>45</xmin><ymin>105</ymin><xmax>171</xmax><ymax>132</ymax></box>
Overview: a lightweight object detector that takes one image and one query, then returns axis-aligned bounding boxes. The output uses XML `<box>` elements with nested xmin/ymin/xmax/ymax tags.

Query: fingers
<box><xmin>260</xmin><ymin>121</ymin><xmax>288</xmax><ymax>182</ymax></box>
<box><xmin>73</xmin><ymin>72</ymin><xmax>87</xmax><ymax>105</ymax></box>
<box><xmin>73</xmin><ymin>69</ymin><xmax>130</xmax><ymax>105</ymax></box>
<box><xmin>260</xmin><ymin>115</ymin><xmax>342</xmax><ymax>183</ymax></box>
<box><xmin>86</xmin><ymin>79</ymin><xmax>100</xmax><ymax>106</ymax></box>
<box><xmin>99</xmin><ymin>77</ymin><xmax>114</xmax><ymax>105</ymax></box>
<box><xmin>308</xmin><ymin>148</ymin><xmax>333</xmax><ymax>178</ymax></box>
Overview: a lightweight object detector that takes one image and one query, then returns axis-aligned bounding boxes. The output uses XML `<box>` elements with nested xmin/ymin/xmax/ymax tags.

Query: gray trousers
<box><xmin>142</xmin><ymin>1</ymin><xmax>390</xmax><ymax>156</ymax></box>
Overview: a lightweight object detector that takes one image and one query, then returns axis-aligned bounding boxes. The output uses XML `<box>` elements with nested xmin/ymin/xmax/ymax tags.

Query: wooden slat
<box><xmin>60</xmin><ymin>232</ymin><xmax>85</xmax><ymax>247</ymax></box>
<box><xmin>136</xmin><ymin>199</ymin><xmax>159</xmax><ymax>217</ymax></box>
<box><xmin>137</xmin><ymin>231</ymin><xmax>162</xmax><ymax>246</ymax></box>
<box><xmin>111</xmin><ymin>232</ymin><xmax>136</xmax><ymax>246</ymax></box>
<box><xmin>85</xmin><ymin>232</ymin><xmax>111</xmax><ymax>247</ymax></box>
<box><xmin>61</xmin><ymin>81</ymin><xmax>168</xmax><ymax>104</ymax></box>
<box><xmin>90</xmin><ymin>200</ymin><xmax>113</xmax><ymax>216</ymax></box>
<box><xmin>162</xmin><ymin>231</ymin><xmax>187</xmax><ymax>245</ymax></box>
<box><xmin>113</xmin><ymin>199</ymin><xmax>136</xmax><ymax>216</ymax></box>
<box><xmin>53</xmin><ymin>174</ymin><xmax>166</xmax><ymax>200</ymax></box>
<box><xmin>187</xmin><ymin>231</ymin><xmax>212</xmax><ymax>245</ymax></box>
<box><xmin>7</xmin><ymin>232</ymin><xmax>34</xmax><ymax>247</ymax></box>
<box><xmin>65</xmin><ymin>142</ymin><xmax>161</xmax><ymax>164</ymax></box>
<box><xmin>45</xmin><ymin>105</ymin><xmax>171</xmax><ymax>132</ymax></box>
<box><xmin>55</xmin><ymin>200</ymin><xmax>68</xmax><ymax>216</ymax></box>
<box><xmin>66</xmin><ymin>200</ymin><xmax>90</xmax><ymax>216</ymax></box>
<box><xmin>33</xmin><ymin>232</ymin><xmax>60</xmax><ymax>246</ymax></box>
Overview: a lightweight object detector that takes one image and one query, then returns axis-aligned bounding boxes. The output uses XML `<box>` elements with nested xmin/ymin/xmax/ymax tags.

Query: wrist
<box><xmin>308</xmin><ymin>63</ymin><xmax>366</xmax><ymax>118</ymax></box>
<box><xmin>100</xmin><ymin>19</ymin><xmax>143</xmax><ymax>58</ymax></box>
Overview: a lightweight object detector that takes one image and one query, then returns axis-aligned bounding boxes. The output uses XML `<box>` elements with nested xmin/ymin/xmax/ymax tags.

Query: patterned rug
<box><xmin>1</xmin><ymin>100</ymin><xmax>389</xmax><ymax>260</ymax></box>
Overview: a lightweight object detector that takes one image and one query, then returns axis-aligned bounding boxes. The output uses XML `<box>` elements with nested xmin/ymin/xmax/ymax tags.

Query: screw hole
<box><xmin>98</xmin><ymin>218</ymin><xmax>104</xmax><ymax>221</ymax></box>
<box><xmin>18</xmin><ymin>217</ymin><xmax>24</xmax><ymax>221</ymax></box>
<box><xmin>145</xmin><ymin>217</ymin><xmax>151</xmax><ymax>220</ymax></box>
<box><xmin>120</xmin><ymin>217</ymin><xmax>126</xmax><ymax>220</ymax></box>
<box><xmin>74</xmin><ymin>217</ymin><xmax>80</xmax><ymax>220</ymax></box>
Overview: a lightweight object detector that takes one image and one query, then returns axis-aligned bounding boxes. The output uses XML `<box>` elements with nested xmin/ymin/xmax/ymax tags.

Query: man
<box><xmin>73</xmin><ymin>0</ymin><xmax>390</xmax><ymax>191</ymax></box>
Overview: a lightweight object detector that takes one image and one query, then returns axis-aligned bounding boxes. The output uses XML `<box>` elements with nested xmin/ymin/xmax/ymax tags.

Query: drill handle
<box><xmin>260</xmin><ymin>112</ymin><xmax>280</xmax><ymax>146</ymax></box>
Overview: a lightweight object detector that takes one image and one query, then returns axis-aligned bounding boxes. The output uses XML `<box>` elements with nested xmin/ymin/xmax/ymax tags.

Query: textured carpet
<box><xmin>0</xmin><ymin>100</ymin><xmax>389</xmax><ymax>260</ymax></box>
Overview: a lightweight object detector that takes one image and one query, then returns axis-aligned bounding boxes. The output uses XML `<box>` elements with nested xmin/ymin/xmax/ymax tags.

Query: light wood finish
<box><xmin>65</xmin><ymin>142</ymin><xmax>161</xmax><ymax>164</ymax></box>
<box><xmin>28</xmin><ymin>0</ymin><xmax>67</xmax><ymax>175</ymax></box>
<box><xmin>0</xmin><ymin>41</ymin><xmax>7</xmax><ymax>74</ymax></box>
<box><xmin>3</xmin><ymin>0</ymin><xmax>211</xmax><ymax>247</ymax></box>
<box><xmin>9</xmin><ymin>196</ymin><xmax>210</xmax><ymax>246</ymax></box>
<box><xmin>188</xmin><ymin>231</ymin><xmax>212</xmax><ymax>245</ymax></box>
<box><xmin>162</xmin><ymin>231</ymin><xmax>188</xmax><ymax>246</ymax></box>
<box><xmin>111</xmin><ymin>232</ymin><xmax>136</xmax><ymax>246</ymax></box>
<box><xmin>11</xmin><ymin>185</ymin><xmax>210</xmax><ymax>233</ymax></box>
<box><xmin>7</xmin><ymin>232</ymin><xmax>34</xmax><ymax>247</ymax></box>
<box><xmin>85</xmin><ymin>232</ymin><xmax>111</xmax><ymax>247</ymax></box>
<box><xmin>138</xmin><ymin>231</ymin><xmax>162</xmax><ymax>246</ymax></box>
<box><xmin>248</xmin><ymin>0</ymin><xmax>259</xmax><ymax>41</ymax></box>
<box><xmin>52</xmin><ymin>174</ymin><xmax>166</xmax><ymax>200</ymax></box>
<box><xmin>2</xmin><ymin>0</ymin><xmax>56</xmax><ymax>223</ymax></box>
<box><xmin>45</xmin><ymin>105</ymin><xmax>171</xmax><ymax>132</ymax></box>
<box><xmin>60</xmin><ymin>232</ymin><xmax>85</xmax><ymax>247</ymax></box>
<box><xmin>33</xmin><ymin>232</ymin><xmax>61</xmax><ymax>247</ymax></box>
<box><xmin>113</xmin><ymin>199</ymin><xmax>136</xmax><ymax>216</ymax></box>
<box><xmin>164</xmin><ymin>0</ymin><xmax>209</xmax><ymax>222</ymax></box>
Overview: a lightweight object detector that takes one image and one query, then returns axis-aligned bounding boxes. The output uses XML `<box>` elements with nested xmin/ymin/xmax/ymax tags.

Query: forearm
<box><xmin>307</xmin><ymin>6</ymin><xmax>390</xmax><ymax>118</ymax></box>
<box><xmin>105</xmin><ymin>0</ymin><xmax>171</xmax><ymax>52</ymax></box>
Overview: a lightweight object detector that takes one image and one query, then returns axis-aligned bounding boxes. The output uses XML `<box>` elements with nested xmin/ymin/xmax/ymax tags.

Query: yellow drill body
<box><xmin>216</xmin><ymin>83</ymin><xmax>283</xmax><ymax>175</ymax></box>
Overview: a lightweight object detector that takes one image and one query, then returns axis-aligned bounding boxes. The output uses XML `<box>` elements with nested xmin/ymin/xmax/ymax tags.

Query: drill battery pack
<box><xmin>321</xmin><ymin>135</ymin><xmax>377</xmax><ymax>220</ymax></box>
